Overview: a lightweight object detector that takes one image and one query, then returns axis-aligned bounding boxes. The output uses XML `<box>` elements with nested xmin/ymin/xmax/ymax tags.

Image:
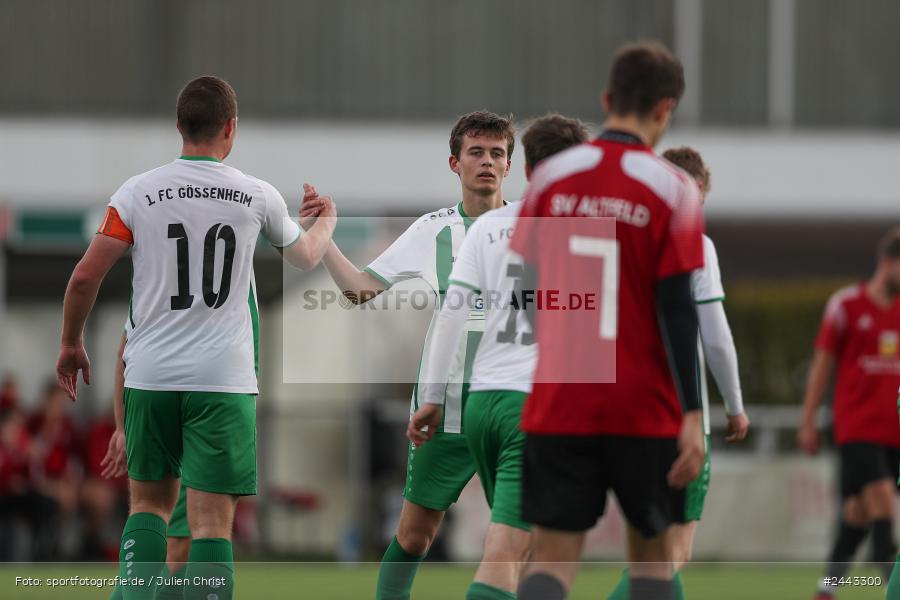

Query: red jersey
<box><xmin>0</xmin><ymin>424</ymin><xmax>31</xmax><ymax>494</ymax></box>
<box><xmin>510</xmin><ymin>134</ymin><xmax>704</xmax><ymax>437</ymax></box>
<box><xmin>815</xmin><ymin>283</ymin><xmax>900</xmax><ymax>447</ymax></box>
<box><xmin>28</xmin><ymin>414</ymin><xmax>79</xmax><ymax>480</ymax></box>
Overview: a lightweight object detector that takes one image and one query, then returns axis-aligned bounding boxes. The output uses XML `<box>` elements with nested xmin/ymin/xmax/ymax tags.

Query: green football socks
<box><xmin>183</xmin><ymin>538</ymin><xmax>234</xmax><ymax>600</ymax></box>
<box><xmin>607</xmin><ymin>569</ymin><xmax>629</xmax><ymax>600</ymax></box>
<box><xmin>885</xmin><ymin>555</ymin><xmax>900</xmax><ymax>600</ymax></box>
<box><xmin>375</xmin><ymin>536</ymin><xmax>427</xmax><ymax>600</ymax></box>
<box><xmin>607</xmin><ymin>569</ymin><xmax>685</xmax><ymax>600</ymax></box>
<box><xmin>118</xmin><ymin>513</ymin><xmax>168</xmax><ymax>600</ymax></box>
<box><xmin>467</xmin><ymin>581</ymin><xmax>517</xmax><ymax>599</ymax></box>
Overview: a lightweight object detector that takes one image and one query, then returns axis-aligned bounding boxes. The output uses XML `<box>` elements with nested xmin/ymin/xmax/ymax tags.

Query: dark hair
<box><xmin>662</xmin><ymin>146</ymin><xmax>710</xmax><ymax>192</ymax></box>
<box><xmin>522</xmin><ymin>114</ymin><xmax>590</xmax><ymax>170</ymax></box>
<box><xmin>176</xmin><ymin>76</ymin><xmax>238</xmax><ymax>142</ymax></box>
<box><xmin>607</xmin><ymin>41</ymin><xmax>685</xmax><ymax>117</ymax></box>
<box><xmin>449</xmin><ymin>111</ymin><xmax>515</xmax><ymax>159</ymax></box>
<box><xmin>877</xmin><ymin>226</ymin><xmax>900</xmax><ymax>260</ymax></box>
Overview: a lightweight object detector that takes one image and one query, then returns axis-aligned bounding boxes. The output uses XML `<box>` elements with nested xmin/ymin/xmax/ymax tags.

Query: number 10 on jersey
<box><xmin>168</xmin><ymin>223</ymin><xmax>236</xmax><ymax>310</ymax></box>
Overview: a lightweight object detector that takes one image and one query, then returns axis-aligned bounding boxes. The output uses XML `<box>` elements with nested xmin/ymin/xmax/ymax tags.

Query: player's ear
<box><xmin>601</xmin><ymin>91</ymin><xmax>612</xmax><ymax>114</ymax></box>
<box><xmin>525</xmin><ymin>163</ymin><xmax>533</xmax><ymax>181</ymax></box>
<box><xmin>449</xmin><ymin>154</ymin><xmax>460</xmax><ymax>175</ymax></box>
<box><xmin>504</xmin><ymin>159</ymin><xmax>511</xmax><ymax>177</ymax></box>
<box><xmin>653</xmin><ymin>98</ymin><xmax>676</xmax><ymax>124</ymax></box>
<box><xmin>223</xmin><ymin>117</ymin><xmax>237</xmax><ymax>140</ymax></box>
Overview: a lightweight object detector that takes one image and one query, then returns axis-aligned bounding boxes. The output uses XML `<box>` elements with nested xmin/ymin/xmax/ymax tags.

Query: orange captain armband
<box><xmin>97</xmin><ymin>206</ymin><xmax>134</xmax><ymax>244</ymax></box>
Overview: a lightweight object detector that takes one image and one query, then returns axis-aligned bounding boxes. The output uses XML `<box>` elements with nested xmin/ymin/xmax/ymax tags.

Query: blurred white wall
<box><xmin>2</xmin><ymin>118</ymin><xmax>898</xmax><ymax>219</ymax></box>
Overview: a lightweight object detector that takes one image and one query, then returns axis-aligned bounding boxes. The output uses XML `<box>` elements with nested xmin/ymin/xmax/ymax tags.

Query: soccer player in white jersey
<box><xmin>55</xmin><ymin>76</ymin><xmax>336</xmax><ymax>600</ymax></box>
<box><xmin>604</xmin><ymin>145</ymin><xmax>751</xmax><ymax>600</ymax></box>
<box><xmin>300</xmin><ymin>111</ymin><xmax>514</xmax><ymax>600</ymax></box>
<box><xmin>407</xmin><ymin>114</ymin><xmax>590</xmax><ymax>600</ymax></box>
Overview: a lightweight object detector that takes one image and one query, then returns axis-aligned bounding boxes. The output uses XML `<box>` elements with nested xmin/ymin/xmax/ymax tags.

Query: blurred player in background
<box><xmin>890</xmin><ymin>350</ymin><xmax>900</xmax><ymax>600</ymax></box>
<box><xmin>604</xmin><ymin>146</ymin><xmax>750</xmax><ymax>600</ymax></box>
<box><xmin>408</xmin><ymin>114</ymin><xmax>589</xmax><ymax>600</ymax></box>
<box><xmin>55</xmin><ymin>75</ymin><xmax>336</xmax><ymax>600</ymax></box>
<box><xmin>300</xmin><ymin>111</ymin><xmax>514</xmax><ymax>600</ymax></box>
<box><xmin>799</xmin><ymin>227</ymin><xmax>900</xmax><ymax>600</ymax></box>
<box><xmin>104</xmin><ymin>334</ymin><xmax>192</xmax><ymax>600</ymax></box>
<box><xmin>511</xmin><ymin>42</ymin><xmax>706</xmax><ymax>600</ymax></box>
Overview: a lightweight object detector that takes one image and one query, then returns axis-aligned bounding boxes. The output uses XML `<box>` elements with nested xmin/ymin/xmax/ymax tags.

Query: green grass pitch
<box><xmin>0</xmin><ymin>563</ymin><xmax>887</xmax><ymax>599</ymax></box>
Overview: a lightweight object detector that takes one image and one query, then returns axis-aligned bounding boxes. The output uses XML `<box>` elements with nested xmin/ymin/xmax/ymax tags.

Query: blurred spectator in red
<box><xmin>0</xmin><ymin>408</ymin><xmax>56</xmax><ymax>561</ymax></box>
<box><xmin>0</xmin><ymin>408</ymin><xmax>32</xmax><ymax>497</ymax></box>
<box><xmin>79</xmin><ymin>410</ymin><xmax>127</xmax><ymax>560</ymax></box>
<box><xmin>1</xmin><ymin>377</ymin><xmax>130</xmax><ymax>561</ymax></box>
<box><xmin>0</xmin><ymin>374</ymin><xmax>19</xmax><ymax>411</ymax></box>
<box><xmin>27</xmin><ymin>381</ymin><xmax>81</xmax><ymax>559</ymax></box>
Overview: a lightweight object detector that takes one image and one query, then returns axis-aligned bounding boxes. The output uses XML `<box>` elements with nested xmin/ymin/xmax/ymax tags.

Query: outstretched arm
<box><xmin>320</xmin><ymin>240</ymin><xmax>387</xmax><ymax>305</ymax></box>
<box><xmin>299</xmin><ymin>183</ymin><xmax>387</xmax><ymax>304</ymax></box>
<box><xmin>278</xmin><ymin>194</ymin><xmax>338</xmax><ymax>271</ymax></box>
<box><xmin>696</xmin><ymin>301</ymin><xmax>749</xmax><ymax>441</ymax></box>
<box><xmin>57</xmin><ymin>234</ymin><xmax>130</xmax><ymax>400</ymax></box>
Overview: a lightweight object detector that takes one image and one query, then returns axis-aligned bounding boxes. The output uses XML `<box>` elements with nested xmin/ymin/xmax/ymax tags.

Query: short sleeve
<box><xmin>260</xmin><ymin>181</ymin><xmax>302</xmax><ymax>248</ymax></box>
<box><xmin>108</xmin><ymin>179</ymin><xmax>136</xmax><ymax>232</ymax></box>
<box><xmin>96</xmin><ymin>206</ymin><xmax>134</xmax><ymax>245</ymax></box>
<box><xmin>447</xmin><ymin>220</ymin><xmax>483</xmax><ymax>292</ymax></box>
<box><xmin>509</xmin><ymin>197</ymin><xmax>540</xmax><ymax>264</ymax></box>
<box><xmin>365</xmin><ymin>219</ymin><xmax>428</xmax><ymax>288</ymax></box>
<box><xmin>691</xmin><ymin>236</ymin><xmax>725</xmax><ymax>303</ymax></box>
<box><xmin>815</xmin><ymin>292</ymin><xmax>848</xmax><ymax>354</ymax></box>
<box><xmin>657</xmin><ymin>176</ymin><xmax>705</xmax><ymax>279</ymax></box>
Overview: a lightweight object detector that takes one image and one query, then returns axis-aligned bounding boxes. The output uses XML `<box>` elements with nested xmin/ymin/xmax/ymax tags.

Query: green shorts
<box><xmin>685</xmin><ymin>434</ymin><xmax>711</xmax><ymax>521</ymax></box>
<box><xmin>124</xmin><ymin>388</ymin><xmax>257</xmax><ymax>496</ymax></box>
<box><xmin>167</xmin><ymin>484</ymin><xmax>189</xmax><ymax>538</ymax></box>
<box><xmin>464</xmin><ymin>390</ymin><xmax>530</xmax><ymax>532</ymax></box>
<box><xmin>404</xmin><ymin>431</ymin><xmax>475</xmax><ymax>511</ymax></box>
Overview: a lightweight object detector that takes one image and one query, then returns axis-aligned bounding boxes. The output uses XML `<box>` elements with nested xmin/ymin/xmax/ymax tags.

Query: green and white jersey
<box><xmin>691</xmin><ymin>235</ymin><xmax>725</xmax><ymax>305</ymax></box>
<box><xmin>691</xmin><ymin>234</ymin><xmax>725</xmax><ymax>435</ymax></box>
<box><xmin>448</xmin><ymin>203</ymin><xmax>535</xmax><ymax>395</ymax></box>
<box><xmin>110</xmin><ymin>157</ymin><xmax>301</xmax><ymax>394</ymax></box>
<box><xmin>365</xmin><ymin>202</ymin><xmax>484</xmax><ymax>434</ymax></box>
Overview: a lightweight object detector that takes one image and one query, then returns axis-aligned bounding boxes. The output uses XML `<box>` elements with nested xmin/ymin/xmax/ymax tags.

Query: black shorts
<box><xmin>839</xmin><ymin>443</ymin><xmax>900</xmax><ymax>499</ymax></box>
<box><xmin>522</xmin><ymin>434</ymin><xmax>687</xmax><ymax>538</ymax></box>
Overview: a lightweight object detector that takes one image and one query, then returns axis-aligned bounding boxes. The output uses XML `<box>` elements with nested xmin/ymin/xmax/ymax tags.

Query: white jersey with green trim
<box><xmin>691</xmin><ymin>235</ymin><xmax>725</xmax><ymax>304</ymax></box>
<box><xmin>448</xmin><ymin>203</ymin><xmax>535</xmax><ymax>394</ymax></box>
<box><xmin>692</xmin><ymin>234</ymin><xmax>725</xmax><ymax>434</ymax></box>
<box><xmin>110</xmin><ymin>157</ymin><xmax>301</xmax><ymax>394</ymax></box>
<box><xmin>365</xmin><ymin>202</ymin><xmax>485</xmax><ymax>434</ymax></box>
